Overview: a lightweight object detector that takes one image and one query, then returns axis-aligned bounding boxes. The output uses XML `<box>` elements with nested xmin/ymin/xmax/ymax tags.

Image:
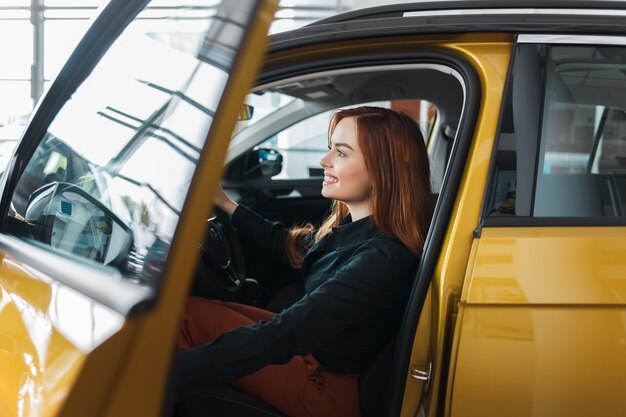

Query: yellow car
<box><xmin>1</xmin><ymin>1</ymin><xmax>625</xmax><ymax>416</ymax></box>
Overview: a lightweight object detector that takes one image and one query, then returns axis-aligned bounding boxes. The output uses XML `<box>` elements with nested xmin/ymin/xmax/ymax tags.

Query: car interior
<box><xmin>177</xmin><ymin>63</ymin><xmax>467</xmax><ymax>417</ymax></box>
<box><xmin>191</xmin><ymin>64</ymin><xmax>465</xmax><ymax>305</ymax></box>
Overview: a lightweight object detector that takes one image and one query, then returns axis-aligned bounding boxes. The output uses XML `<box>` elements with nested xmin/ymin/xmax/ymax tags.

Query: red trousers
<box><xmin>178</xmin><ymin>297</ymin><xmax>362</xmax><ymax>417</ymax></box>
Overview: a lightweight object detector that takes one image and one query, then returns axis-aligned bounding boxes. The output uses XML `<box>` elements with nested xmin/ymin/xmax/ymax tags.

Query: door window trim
<box><xmin>518</xmin><ymin>33</ymin><xmax>626</xmax><ymax>46</ymax></box>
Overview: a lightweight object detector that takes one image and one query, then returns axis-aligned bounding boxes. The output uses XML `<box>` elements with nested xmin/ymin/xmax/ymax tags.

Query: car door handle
<box><xmin>411</xmin><ymin>362</ymin><xmax>432</xmax><ymax>393</ymax></box>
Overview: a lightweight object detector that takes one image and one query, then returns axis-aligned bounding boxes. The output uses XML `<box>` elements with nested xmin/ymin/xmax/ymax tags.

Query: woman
<box><xmin>176</xmin><ymin>106</ymin><xmax>433</xmax><ymax>417</ymax></box>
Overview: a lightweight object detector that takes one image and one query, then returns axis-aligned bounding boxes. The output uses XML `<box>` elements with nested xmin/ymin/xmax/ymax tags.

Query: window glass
<box><xmin>0</xmin><ymin>21</ymin><xmax>32</xmax><ymax>79</ymax></box>
<box><xmin>488</xmin><ymin>44</ymin><xmax>626</xmax><ymax>219</ymax></box>
<box><xmin>0</xmin><ymin>19</ymin><xmax>32</xmax><ymax>147</ymax></box>
<box><xmin>8</xmin><ymin>0</ymin><xmax>245</xmax><ymax>286</ymax></box>
<box><xmin>244</xmin><ymin>99</ymin><xmax>435</xmax><ymax>180</ymax></box>
<box><xmin>535</xmin><ymin>45</ymin><xmax>626</xmax><ymax>217</ymax></box>
<box><xmin>0</xmin><ymin>81</ymin><xmax>31</xmax><ymax>136</ymax></box>
<box><xmin>0</xmin><ymin>140</ymin><xmax>19</xmax><ymax>173</ymax></box>
<box><xmin>44</xmin><ymin>20</ymin><xmax>96</xmax><ymax>81</ymax></box>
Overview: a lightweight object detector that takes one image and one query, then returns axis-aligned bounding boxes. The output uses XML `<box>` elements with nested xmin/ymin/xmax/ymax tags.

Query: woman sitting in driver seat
<box><xmin>176</xmin><ymin>106</ymin><xmax>433</xmax><ymax>417</ymax></box>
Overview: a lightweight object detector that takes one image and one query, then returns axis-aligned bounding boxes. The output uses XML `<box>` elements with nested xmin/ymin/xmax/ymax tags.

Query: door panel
<box><xmin>452</xmin><ymin>227</ymin><xmax>626</xmax><ymax>417</ymax></box>
<box><xmin>451</xmin><ymin>38</ymin><xmax>626</xmax><ymax>417</ymax></box>
<box><xmin>468</xmin><ymin>227</ymin><xmax>626</xmax><ymax>305</ymax></box>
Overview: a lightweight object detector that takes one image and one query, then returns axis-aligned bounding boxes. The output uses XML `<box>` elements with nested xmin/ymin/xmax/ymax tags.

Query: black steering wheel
<box><xmin>198</xmin><ymin>209</ymin><xmax>246</xmax><ymax>294</ymax></box>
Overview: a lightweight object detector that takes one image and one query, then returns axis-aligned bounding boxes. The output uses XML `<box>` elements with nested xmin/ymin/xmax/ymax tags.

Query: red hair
<box><xmin>286</xmin><ymin>106</ymin><xmax>432</xmax><ymax>266</ymax></box>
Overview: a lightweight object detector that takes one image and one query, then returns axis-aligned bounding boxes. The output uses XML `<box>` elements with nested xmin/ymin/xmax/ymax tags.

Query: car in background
<box><xmin>0</xmin><ymin>1</ymin><xmax>625</xmax><ymax>417</ymax></box>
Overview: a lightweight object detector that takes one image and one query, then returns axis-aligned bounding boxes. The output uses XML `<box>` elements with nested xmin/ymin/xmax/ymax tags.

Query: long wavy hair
<box><xmin>286</xmin><ymin>106</ymin><xmax>433</xmax><ymax>267</ymax></box>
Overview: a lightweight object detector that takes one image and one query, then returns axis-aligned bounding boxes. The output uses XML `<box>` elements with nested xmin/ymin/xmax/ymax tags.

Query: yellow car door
<box><xmin>0</xmin><ymin>1</ymin><xmax>276</xmax><ymax>416</ymax></box>
<box><xmin>450</xmin><ymin>35</ymin><xmax>626</xmax><ymax>417</ymax></box>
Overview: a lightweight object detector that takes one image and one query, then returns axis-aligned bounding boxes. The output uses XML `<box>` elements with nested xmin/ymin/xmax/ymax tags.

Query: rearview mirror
<box><xmin>25</xmin><ymin>182</ymin><xmax>133</xmax><ymax>268</ymax></box>
<box><xmin>238</xmin><ymin>104</ymin><xmax>254</xmax><ymax>121</ymax></box>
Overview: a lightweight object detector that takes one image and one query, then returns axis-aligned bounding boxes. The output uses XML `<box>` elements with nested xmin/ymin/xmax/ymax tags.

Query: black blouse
<box><xmin>178</xmin><ymin>205</ymin><xmax>418</xmax><ymax>387</ymax></box>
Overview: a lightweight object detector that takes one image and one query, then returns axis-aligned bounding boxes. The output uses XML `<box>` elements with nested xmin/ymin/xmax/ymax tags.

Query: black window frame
<box><xmin>481</xmin><ymin>34</ymin><xmax>626</xmax><ymax>229</ymax></box>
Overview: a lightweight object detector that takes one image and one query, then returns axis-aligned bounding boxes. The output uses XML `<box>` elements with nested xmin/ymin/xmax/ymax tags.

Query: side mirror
<box><xmin>226</xmin><ymin>147</ymin><xmax>283</xmax><ymax>179</ymax></box>
<box><xmin>254</xmin><ymin>148</ymin><xmax>283</xmax><ymax>178</ymax></box>
<box><xmin>25</xmin><ymin>182</ymin><xmax>133</xmax><ymax>268</ymax></box>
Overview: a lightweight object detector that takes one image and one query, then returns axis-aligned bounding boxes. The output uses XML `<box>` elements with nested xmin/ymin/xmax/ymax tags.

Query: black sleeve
<box><xmin>176</xmin><ymin>240</ymin><xmax>417</xmax><ymax>387</ymax></box>
<box><xmin>230</xmin><ymin>204</ymin><xmax>291</xmax><ymax>264</ymax></box>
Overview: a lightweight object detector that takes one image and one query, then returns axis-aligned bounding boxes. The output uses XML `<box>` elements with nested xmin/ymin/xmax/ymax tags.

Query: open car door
<box><xmin>0</xmin><ymin>1</ymin><xmax>276</xmax><ymax>416</ymax></box>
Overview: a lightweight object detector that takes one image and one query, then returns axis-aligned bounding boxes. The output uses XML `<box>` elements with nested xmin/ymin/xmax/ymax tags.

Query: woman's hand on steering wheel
<box><xmin>193</xmin><ymin>184</ymin><xmax>246</xmax><ymax>295</ymax></box>
<box><xmin>213</xmin><ymin>185</ymin><xmax>238</xmax><ymax>216</ymax></box>
<box><xmin>199</xmin><ymin>210</ymin><xmax>246</xmax><ymax>293</ymax></box>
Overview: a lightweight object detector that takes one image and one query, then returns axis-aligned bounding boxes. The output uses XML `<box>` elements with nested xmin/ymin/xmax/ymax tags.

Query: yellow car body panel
<box><xmin>468</xmin><ymin>227</ymin><xmax>626</xmax><ymax>305</ymax></box>
<box><xmin>452</xmin><ymin>306</ymin><xmax>626</xmax><ymax>417</ymax></box>
<box><xmin>0</xmin><ymin>252</ymin><xmax>126</xmax><ymax>417</ymax></box>
<box><xmin>450</xmin><ymin>227</ymin><xmax>626</xmax><ymax>417</ymax></box>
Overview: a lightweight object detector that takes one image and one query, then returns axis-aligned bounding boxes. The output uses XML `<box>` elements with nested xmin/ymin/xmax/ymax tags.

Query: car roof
<box><xmin>268</xmin><ymin>0</ymin><xmax>626</xmax><ymax>53</ymax></box>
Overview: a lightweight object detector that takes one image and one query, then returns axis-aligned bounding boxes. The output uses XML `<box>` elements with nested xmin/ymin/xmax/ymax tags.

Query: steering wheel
<box><xmin>198</xmin><ymin>209</ymin><xmax>246</xmax><ymax>293</ymax></box>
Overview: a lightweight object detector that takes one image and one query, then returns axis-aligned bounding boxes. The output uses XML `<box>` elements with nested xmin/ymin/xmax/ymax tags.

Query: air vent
<box><xmin>60</xmin><ymin>200</ymin><xmax>72</xmax><ymax>216</ymax></box>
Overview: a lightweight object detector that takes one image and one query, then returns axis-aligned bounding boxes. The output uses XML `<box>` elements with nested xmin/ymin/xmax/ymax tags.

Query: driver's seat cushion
<box><xmin>175</xmin><ymin>384</ymin><xmax>288</xmax><ymax>417</ymax></box>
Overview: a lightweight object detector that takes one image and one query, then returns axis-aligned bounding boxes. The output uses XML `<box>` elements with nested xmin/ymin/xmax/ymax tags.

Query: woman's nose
<box><xmin>320</xmin><ymin>151</ymin><xmax>331</xmax><ymax>168</ymax></box>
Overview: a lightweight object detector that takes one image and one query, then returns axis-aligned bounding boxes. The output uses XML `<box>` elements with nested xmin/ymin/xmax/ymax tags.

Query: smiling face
<box><xmin>320</xmin><ymin>117</ymin><xmax>372</xmax><ymax>220</ymax></box>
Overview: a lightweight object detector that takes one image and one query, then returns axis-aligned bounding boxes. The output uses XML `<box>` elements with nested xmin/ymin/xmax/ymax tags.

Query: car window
<box><xmin>248</xmin><ymin>100</ymin><xmax>436</xmax><ymax>180</ymax></box>
<box><xmin>488</xmin><ymin>43</ymin><xmax>626</xmax><ymax>219</ymax></box>
<box><xmin>6</xmin><ymin>0</ymin><xmax>239</xmax><ymax>285</ymax></box>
